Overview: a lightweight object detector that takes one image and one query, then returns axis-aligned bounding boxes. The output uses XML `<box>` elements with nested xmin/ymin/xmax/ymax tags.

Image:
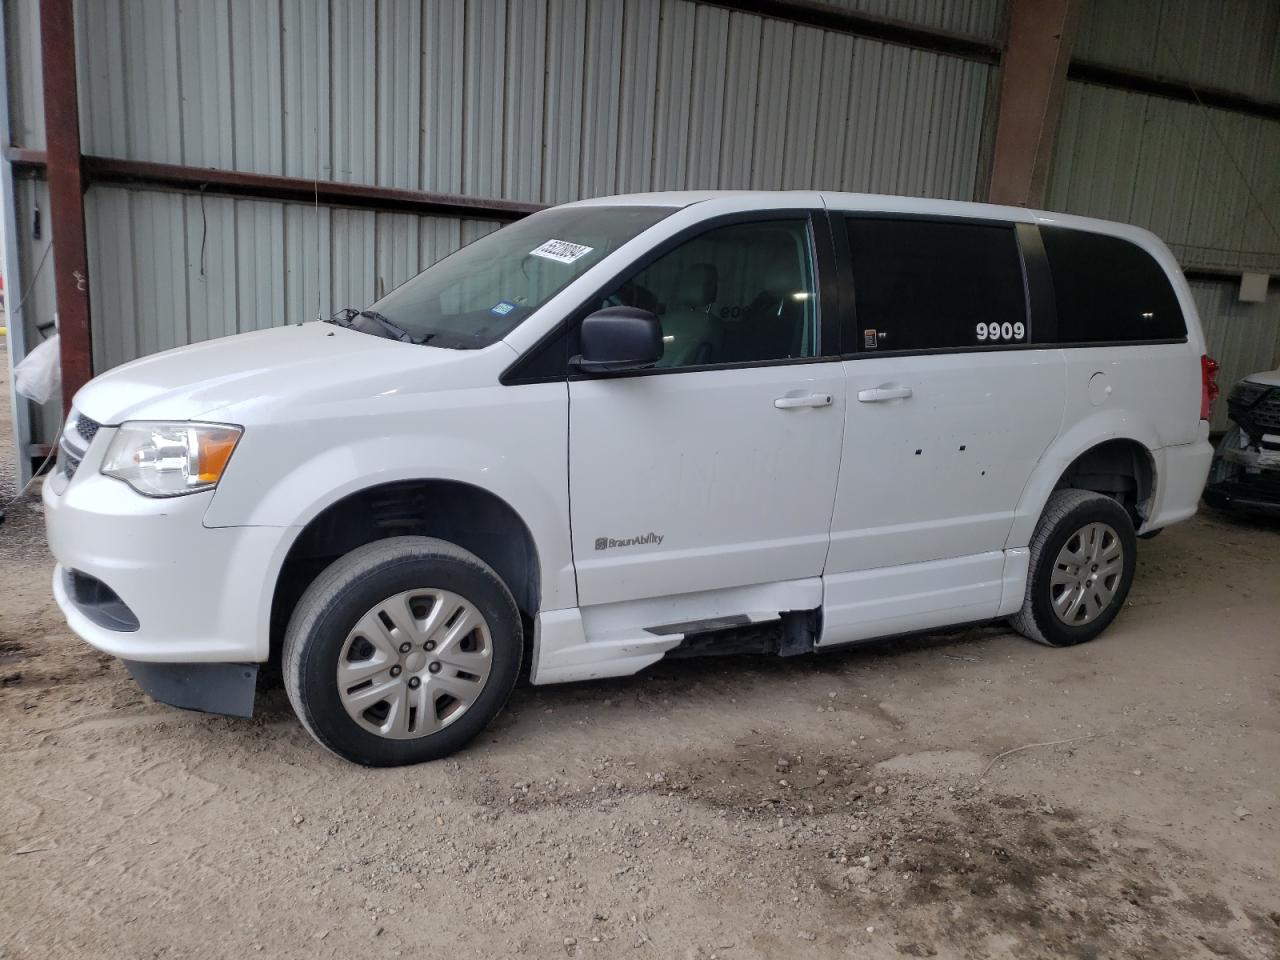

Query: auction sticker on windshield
<box><xmin>530</xmin><ymin>239</ymin><xmax>594</xmax><ymax>264</ymax></box>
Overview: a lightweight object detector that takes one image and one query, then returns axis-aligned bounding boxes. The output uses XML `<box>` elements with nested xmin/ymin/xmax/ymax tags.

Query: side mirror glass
<box><xmin>570</xmin><ymin>306</ymin><xmax>663</xmax><ymax>376</ymax></box>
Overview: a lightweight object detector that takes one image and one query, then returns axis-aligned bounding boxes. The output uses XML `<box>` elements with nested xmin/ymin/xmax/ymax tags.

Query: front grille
<box><xmin>1229</xmin><ymin>384</ymin><xmax>1280</xmax><ymax>438</ymax></box>
<box><xmin>57</xmin><ymin>442</ymin><xmax>83</xmax><ymax>479</ymax></box>
<box><xmin>1250</xmin><ymin>390</ymin><xmax>1280</xmax><ymax>432</ymax></box>
<box><xmin>75</xmin><ymin>416</ymin><xmax>100</xmax><ymax>445</ymax></box>
<box><xmin>58</xmin><ymin>412</ymin><xmax>101</xmax><ymax>480</ymax></box>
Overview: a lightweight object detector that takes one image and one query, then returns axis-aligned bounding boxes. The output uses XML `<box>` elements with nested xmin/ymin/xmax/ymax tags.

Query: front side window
<box><xmin>365</xmin><ymin>205</ymin><xmax>674</xmax><ymax>348</ymax></box>
<box><xmin>847</xmin><ymin>217</ymin><xmax>1028</xmax><ymax>352</ymax></box>
<box><xmin>601</xmin><ymin>219</ymin><xmax>818</xmax><ymax>369</ymax></box>
<box><xmin>1040</xmin><ymin>227</ymin><xmax>1186</xmax><ymax>343</ymax></box>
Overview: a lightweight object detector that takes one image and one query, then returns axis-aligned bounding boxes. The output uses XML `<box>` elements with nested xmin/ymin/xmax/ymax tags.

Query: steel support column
<box><xmin>987</xmin><ymin>0</ymin><xmax>1083</xmax><ymax>207</ymax></box>
<box><xmin>39</xmin><ymin>0</ymin><xmax>92</xmax><ymax>410</ymax></box>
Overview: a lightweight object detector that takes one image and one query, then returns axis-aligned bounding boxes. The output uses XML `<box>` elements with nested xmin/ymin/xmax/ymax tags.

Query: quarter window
<box><xmin>846</xmin><ymin>217</ymin><xmax>1027</xmax><ymax>352</ymax></box>
<box><xmin>601</xmin><ymin>219</ymin><xmax>818</xmax><ymax>369</ymax></box>
<box><xmin>1040</xmin><ymin>227</ymin><xmax>1186</xmax><ymax>343</ymax></box>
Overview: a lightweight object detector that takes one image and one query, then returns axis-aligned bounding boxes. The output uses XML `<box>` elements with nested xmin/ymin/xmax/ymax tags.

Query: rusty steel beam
<box><xmin>987</xmin><ymin>0</ymin><xmax>1084</xmax><ymax>207</ymax></box>
<box><xmin>5</xmin><ymin>147</ymin><xmax>49</xmax><ymax>170</ymax></box>
<box><xmin>39</xmin><ymin>0</ymin><xmax>94</xmax><ymax>409</ymax></box>
<box><xmin>5</xmin><ymin>148</ymin><xmax>544</xmax><ymax>222</ymax></box>
<box><xmin>82</xmin><ymin>156</ymin><xmax>546</xmax><ymax>221</ymax></box>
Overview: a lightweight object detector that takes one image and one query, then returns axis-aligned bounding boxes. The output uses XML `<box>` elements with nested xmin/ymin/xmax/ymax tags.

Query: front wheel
<box><xmin>283</xmin><ymin>537</ymin><xmax>523</xmax><ymax>766</ymax></box>
<box><xmin>1009</xmin><ymin>489</ymin><xmax>1137</xmax><ymax>647</ymax></box>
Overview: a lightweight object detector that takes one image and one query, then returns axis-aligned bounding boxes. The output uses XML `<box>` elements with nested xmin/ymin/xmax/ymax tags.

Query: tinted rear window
<box><xmin>846</xmin><ymin>217</ymin><xmax>1027</xmax><ymax>352</ymax></box>
<box><xmin>1040</xmin><ymin>227</ymin><xmax>1185</xmax><ymax>343</ymax></box>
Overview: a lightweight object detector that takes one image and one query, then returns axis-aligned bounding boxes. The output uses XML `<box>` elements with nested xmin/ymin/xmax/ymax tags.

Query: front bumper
<box><xmin>1203</xmin><ymin>481</ymin><xmax>1280</xmax><ymax>513</ymax></box>
<box><xmin>43</xmin><ymin>431</ymin><xmax>284</xmax><ymax>665</ymax></box>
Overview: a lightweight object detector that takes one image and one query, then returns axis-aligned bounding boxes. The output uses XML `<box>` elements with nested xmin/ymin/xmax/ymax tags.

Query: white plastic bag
<box><xmin>14</xmin><ymin>332</ymin><xmax>62</xmax><ymax>405</ymax></box>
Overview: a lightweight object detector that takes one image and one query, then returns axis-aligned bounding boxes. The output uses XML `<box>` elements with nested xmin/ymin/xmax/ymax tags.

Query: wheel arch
<box><xmin>1055</xmin><ymin>438</ymin><xmax>1155</xmax><ymax>523</ymax></box>
<box><xmin>1010</xmin><ymin>413</ymin><xmax>1161</xmax><ymax>548</ymax></box>
<box><xmin>268</xmin><ymin>478</ymin><xmax>543</xmax><ymax>663</ymax></box>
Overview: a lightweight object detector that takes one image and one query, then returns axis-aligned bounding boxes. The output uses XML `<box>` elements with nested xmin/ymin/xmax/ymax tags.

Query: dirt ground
<box><xmin>1</xmin><ymin>341</ymin><xmax>1278</xmax><ymax>960</ymax></box>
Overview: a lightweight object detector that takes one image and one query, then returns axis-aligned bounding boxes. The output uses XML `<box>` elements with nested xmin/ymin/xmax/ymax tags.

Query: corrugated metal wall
<box><xmin>1047</xmin><ymin>81</ymin><xmax>1280</xmax><ymax>274</ymax></box>
<box><xmin>1074</xmin><ymin>0</ymin><xmax>1280</xmax><ymax>104</ymax></box>
<box><xmin>69</xmin><ymin>0</ymin><xmax>996</xmax><ymax>200</ymax></box>
<box><xmin>1055</xmin><ymin>0</ymin><xmax>1280</xmax><ymax>422</ymax></box>
<box><xmin>49</xmin><ymin>0</ymin><xmax>997</xmax><ymax>370</ymax></box>
<box><xmin>3</xmin><ymin>175</ymin><xmax>61</xmax><ymax>443</ymax></box>
<box><xmin>83</xmin><ymin>186</ymin><xmax>500</xmax><ymax>372</ymax></box>
<box><xmin>1192</xmin><ymin>279</ymin><xmax>1280</xmax><ymax>432</ymax></box>
<box><xmin>828</xmin><ymin>0</ymin><xmax>1006</xmax><ymax>41</ymax></box>
<box><xmin>4</xmin><ymin>0</ymin><xmax>44</xmax><ymax>150</ymax></box>
<box><xmin>1</xmin><ymin>0</ymin><xmax>52</xmax><ymax>383</ymax></box>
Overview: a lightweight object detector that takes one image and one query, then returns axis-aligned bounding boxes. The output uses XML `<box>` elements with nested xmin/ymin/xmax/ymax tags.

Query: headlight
<box><xmin>101</xmin><ymin>422</ymin><xmax>243</xmax><ymax>497</ymax></box>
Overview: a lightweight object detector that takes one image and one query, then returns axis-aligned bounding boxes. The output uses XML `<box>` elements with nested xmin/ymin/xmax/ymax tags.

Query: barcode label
<box><xmin>529</xmin><ymin>239</ymin><xmax>594</xmax><ymax>264</ymax></box>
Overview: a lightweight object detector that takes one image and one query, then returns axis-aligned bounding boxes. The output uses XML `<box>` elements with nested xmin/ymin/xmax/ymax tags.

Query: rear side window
<box><xmin>1040</xmin><ymin>227</ymin><xmax>1185</xmax><ymax>343</ymax></box>
<box><xmin>846</xmin><ymin>217</ymin><xmax>1027</xmax><ymax>352</ymax></box>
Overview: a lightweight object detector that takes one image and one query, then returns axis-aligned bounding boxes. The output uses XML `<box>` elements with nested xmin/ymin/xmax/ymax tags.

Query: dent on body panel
<box><xmin>925</xmin><ymin>353</ymin><xmax>1064</xmax><ymax>500</ymax></box>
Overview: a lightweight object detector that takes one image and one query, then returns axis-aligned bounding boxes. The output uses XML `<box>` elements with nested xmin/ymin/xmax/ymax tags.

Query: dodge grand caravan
<box><xmin>44</xmin><ymin>192</ymin><xmax>1217</xmax><ymax>766</ymax></box>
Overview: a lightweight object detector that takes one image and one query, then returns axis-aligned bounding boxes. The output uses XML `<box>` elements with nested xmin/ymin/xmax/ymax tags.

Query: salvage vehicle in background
<box><xmin>43</xmin><ymin>191</ymin><xmax>1217</xmax><ymax>766</ymax></box>
<box><xmin>1204</xmin><ymin>368</ymin><xmax>1280</xmax><ymax>514</ymax></box>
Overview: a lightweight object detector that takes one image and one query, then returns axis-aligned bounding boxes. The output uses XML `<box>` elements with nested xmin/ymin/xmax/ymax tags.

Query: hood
<box><xmin>73</xmin><ymin>323</ymin><xmax>495</xmax><ymax>425</ymax></box>
<box><xmin>1243</xmin><ymin>368</ymin><xmax>1280</xmax><ymax>389</ymax></box>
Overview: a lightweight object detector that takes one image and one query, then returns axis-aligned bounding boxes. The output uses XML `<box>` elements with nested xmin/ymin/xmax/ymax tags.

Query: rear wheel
<box><xmin>1010</xmin><ymin>489</ymin><xmax>1136</xmax><ymax>647</ymax></box>
<box><xmin>283</xmin><ymin>537</ymin><xmax>522</xmax><ymax>766</ymax></box>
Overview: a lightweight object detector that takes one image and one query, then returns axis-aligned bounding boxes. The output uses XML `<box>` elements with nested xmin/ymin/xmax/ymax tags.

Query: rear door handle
<box><xmin>774</xmin><ymin>393</ymin><xmax>833</xmax><ymax>409</ymax></box>
<box><xmin>857</xmin><ymin>386</ymin><xmax>913</xmax><ymax>403</ymax></box>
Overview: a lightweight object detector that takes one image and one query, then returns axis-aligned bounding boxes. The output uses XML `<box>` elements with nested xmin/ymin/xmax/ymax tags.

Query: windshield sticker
<box><xmin>490</xmin><ymin>301</ymin><xmax>517</xmax><ymax>317</ymax></box>
<box><xmin>529</xmin><ymin>239</ymin><xmax>594</xmax><ymax>264</ymax></box>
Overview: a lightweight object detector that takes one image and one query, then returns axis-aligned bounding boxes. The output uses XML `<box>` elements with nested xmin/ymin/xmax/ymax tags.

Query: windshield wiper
<box><xmin>329</xmin><ymin>307</ymin><xmax>419</xmax><ymax>344</ymax></box>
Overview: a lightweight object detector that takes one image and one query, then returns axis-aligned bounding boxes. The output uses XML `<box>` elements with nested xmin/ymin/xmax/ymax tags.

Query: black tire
<box><xmin>283</xmin><ymin>536</ymin><xmax>522</xmax><ymax>766</ymax></box>
<box><xmin>1009</xmin><ymin>489</ymin><xmax>1137</xmax><ymax>647</ymax></box>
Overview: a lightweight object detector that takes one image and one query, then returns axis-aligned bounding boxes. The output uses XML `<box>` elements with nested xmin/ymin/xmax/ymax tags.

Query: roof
<box><xmin>563</xmin><ymin>190</ymin><xmax>1176</xmax><ymax>263</ymax></box>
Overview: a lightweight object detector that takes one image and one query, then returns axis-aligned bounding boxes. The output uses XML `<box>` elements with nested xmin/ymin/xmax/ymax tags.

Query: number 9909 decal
<box><xmin>976</xmin><ymin>321</ymin><xmax>1026</xmax><ymax>343</ymax></box>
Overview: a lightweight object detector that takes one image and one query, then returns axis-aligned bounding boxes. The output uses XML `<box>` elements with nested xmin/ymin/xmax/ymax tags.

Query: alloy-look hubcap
<box><xmin>1050</xmin><ymin>521</ymin><xmax>1124</xmax><ymax>627</ymax></box>
<box><xmin>336</xmin><ymin>589</ymin><xmax>493</xmax><ymax>739</ymax></box>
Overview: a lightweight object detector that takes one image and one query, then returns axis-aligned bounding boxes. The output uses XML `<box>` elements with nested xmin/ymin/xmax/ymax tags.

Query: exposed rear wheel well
<box><xmin>269</xmin><ymin>481</ymin><xmax>540</xmax><ymax>662</ymax></box>
<box><xmin>1053</xmin><ymin>439</ymin><xmax>1155</xmax><ymax>528</ymax></box>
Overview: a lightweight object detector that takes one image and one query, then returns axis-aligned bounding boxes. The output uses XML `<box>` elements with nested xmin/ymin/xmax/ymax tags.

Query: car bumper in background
<box><xmin>1203</xmin><ymin>426</ymin><xmax>1280</xmax><ymax>513</ymax></box>
<box><xmin>1203</xmin><ymin>482</ymin><xmax>1280</xmax><ymax>513</ymax></box>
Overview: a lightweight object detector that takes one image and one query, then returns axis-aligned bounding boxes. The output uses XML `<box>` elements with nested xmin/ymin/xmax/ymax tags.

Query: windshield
<box><xmin>361</xmin><ymin>205</ymin><xmax>676</xmax><ymax>348</ymax></box>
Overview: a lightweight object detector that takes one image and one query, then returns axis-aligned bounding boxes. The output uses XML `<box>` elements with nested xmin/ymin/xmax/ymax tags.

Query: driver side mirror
<box><xmin>569</xmin><ymin>306</ymin><xmax>664</xmax><ymax>376</ymax></box>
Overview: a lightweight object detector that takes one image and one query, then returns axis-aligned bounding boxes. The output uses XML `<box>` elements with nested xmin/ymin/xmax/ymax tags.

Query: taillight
<box><xmin>1200</xmin><ymin>355</ymin><xmax>1220</xmax><ymax>420</ymax></box>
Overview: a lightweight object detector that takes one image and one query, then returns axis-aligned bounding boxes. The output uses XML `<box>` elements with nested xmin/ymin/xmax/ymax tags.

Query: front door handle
<box><xmin>857</xmin><ymin>386</ymin><xmax>913</xmax><ymax>403</ymax></box>
<box><xmin>774</xmin><ymin>393</ymin><xmax>833</xmax><ymax>409</ymax></box>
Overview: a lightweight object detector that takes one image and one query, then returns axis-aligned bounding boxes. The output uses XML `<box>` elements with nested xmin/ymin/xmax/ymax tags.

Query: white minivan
<box><xmin>44</xmin><ymin>191</ymin><xmax>1217</xmax><ymax>766</ymax></box>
